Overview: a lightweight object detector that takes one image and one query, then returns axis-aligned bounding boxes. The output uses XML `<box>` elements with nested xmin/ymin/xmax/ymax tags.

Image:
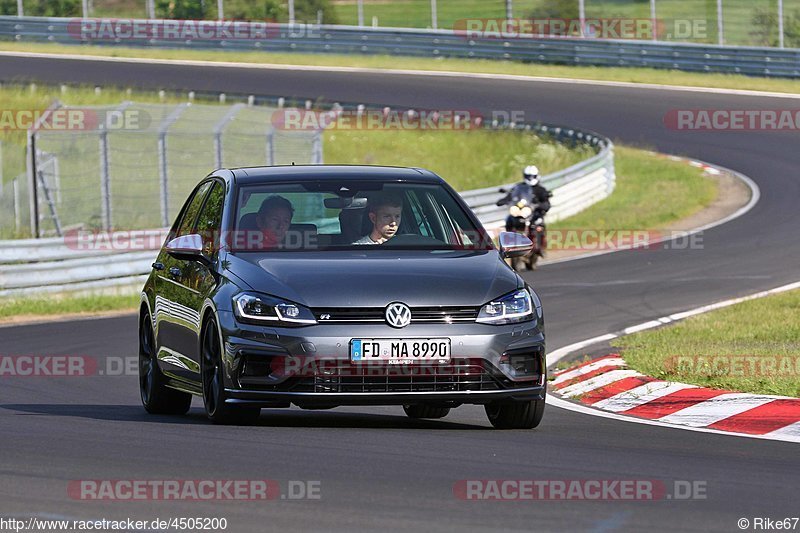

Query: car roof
<box><xmin>227</xmin><ymin>165</ymin><xmax>443</xmax><ymax>185</ymax></box>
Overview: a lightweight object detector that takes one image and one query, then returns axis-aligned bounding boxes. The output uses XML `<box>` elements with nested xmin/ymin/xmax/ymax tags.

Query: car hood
<box><xmin>226</xmin><ymin>249</ymin><xmax>520</xmax><ymax>308</ymax></box>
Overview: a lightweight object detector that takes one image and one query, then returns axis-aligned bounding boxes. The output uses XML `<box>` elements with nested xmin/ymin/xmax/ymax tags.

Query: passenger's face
<box><xmin>258</xmin><ymin>207</ymin><xmax>292</xmax><ymax>242</ymax></box>
<box><xmin>370</xmin><ymin>205</ymin><xmax>402</xmax><ymax>240</ymax></box>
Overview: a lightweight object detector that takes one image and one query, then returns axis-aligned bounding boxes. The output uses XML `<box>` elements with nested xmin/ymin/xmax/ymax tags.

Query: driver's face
<box><xmin>370</xmin><ymin>205</ymin><xmax>402</xmax><ymax>240</ymax></box>
<box><xmin>258</xmin><ymin>207</ymin><xmax>292</xmax><ymax>243</ymax></box>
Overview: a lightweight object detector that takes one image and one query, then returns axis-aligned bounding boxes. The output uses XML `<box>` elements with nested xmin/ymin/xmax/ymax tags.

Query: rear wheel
<box><xmin>403</xmin><ymin>404</ymin><xmax>451</xmax><ymax>419</ymax></box>
<box><xmin>201</xmin><ymin>316</ymin><xmax>260</xmax><ymax>425</ymax></box>
<box><xmin>525</xmin><ymin>253</ymin><xmax>538</xmax><ymax>271</ymax></box>
<box><xmin>139</xmin><ymin>313</ymin><xmax>192</xmax><ymax>415</ymax></box>
<box><xmin>484</xmin><ymin>399</ymin><xmax>544</xmax><ymax>429</ymax></box>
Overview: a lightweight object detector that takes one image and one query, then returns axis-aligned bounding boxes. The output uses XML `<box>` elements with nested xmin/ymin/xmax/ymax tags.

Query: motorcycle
<box><xmin>498</xmin><ymin>190</ymin><xmax>547</xmax><ymax>271</ymax></box>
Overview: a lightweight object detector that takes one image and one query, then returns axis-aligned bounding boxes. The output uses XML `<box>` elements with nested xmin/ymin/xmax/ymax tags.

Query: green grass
<box><xmin>324</xmin><ymin>128</ymin><xmax>594</xmax><ymax>191</ymax></box>
<box><xmin>613</xmin><ymin>289</ymin><xmax>800</xmax><ymax>397</ymax></box>
<box><xmin>550</xmin><ymin>146</ymin><xmax>718</xmax><ymax>232</ymax></box>
<box><xmin>4</xmin><ymin>41</ymin><xmax>800</xmax><ymax>95</ymax></box>
<box><xmin>0</xmin><ymin>293</ymin><xmax>139</xmax><ymax>320</ymax></box>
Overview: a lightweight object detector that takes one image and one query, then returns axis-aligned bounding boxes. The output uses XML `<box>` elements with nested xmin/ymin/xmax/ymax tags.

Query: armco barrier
<box><xmin>1</xmin><ymin>16</ymin><xmax>799</xmax><ymax>78</ymax></box>
<box><xmin>0</xmin><ymin>111</ymin><xmax>614</xmax><ymax>298</ymax></box>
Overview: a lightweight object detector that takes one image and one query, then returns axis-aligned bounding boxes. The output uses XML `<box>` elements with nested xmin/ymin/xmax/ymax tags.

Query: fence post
<box><xmin>26</xmin><ymin>131</ymin><xmax>39</xmax><ymax>238</ymax></box>
<box><xmin>99</xmin><ymin>129</ymin><xmax>111</xmax><ymax>230</ymax></box>
<box><xmin>717</xmin><ymin>0</ymin><xmax>724</xmax><ymax>45</ymax></box>
<box><xmin>82</xmin><ymin>0</ymin><xmax>89</xmax><ymax>18</ymax></box>
<box><xmin>431</xmin><ymin>0</ymin><xmax>437</xmax><ymax>30</ymax></box>
<box><xmin>158</xmin><ymin>103</ymin><xmax>189</xmax><ymax>227</ymax></box>
<box><xmin>147</xmin><ymin>0</ymin><xmax>155</xmax><ymax>19</ymax></box>
<box><xmin>266</xmin><ymin>130</ymin><xmax>275</xmax><ymax>165</ymax></box>
<box><xmin>505</xmin><ymin>0</ymin><xmax>512</xmax><ymax>22</ymax></box>
<box><xmin>288</xmin><ymin>0</ymin><xmax>295</xmax><ymax>24</ymax></box>
<box><xmin>358</xmin><ymin>0</ymin><xmax>364</xmax><ymax>27</ymax></box>
<box><xmin>13</xmin><ymin>177</ymin><xmax>20</xmax><ymax>234</ymax></box>
<box><xmin>16</xmin><ymin>0</ymin><xmax>22</xmax><ymax>16</ymax></box>
<box><xmin>217</xmin><ymin>0</ymin><xmax>224</xmax><ymax>20</ymax></box>
<box><xmin>650</xmin><ymin>0</ymin><xmax>657</xmax><ymax>41</ymax></box>
<box><xmin>778</xmin><ymin>0</ymin><xmax>785</xmax><ymax>48</ymax></box>
<box><xmin>213</xmin><ymin>103</ymin><xmax>245</xmax><ymax>169</ymax></box>
<box><xmin>312</xmin><ymin>130</ymin><xmax>323</xmax><ymax>164</ymax></box>
<box><xmin>0</xmin><ymin>140</ymin><xmax>3</xmax><ymax>184</ymax></box>
<box><xmin>578</xmin><ymin>0</ymin><xmax>586</xmax><ymax>37</ymax></box>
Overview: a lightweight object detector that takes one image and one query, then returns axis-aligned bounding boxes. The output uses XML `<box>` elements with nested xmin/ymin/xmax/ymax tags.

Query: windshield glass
<box><xmin>230</xmin><ymin>180</ymin><xmax>492</xmax><ymax>252</ymax></box>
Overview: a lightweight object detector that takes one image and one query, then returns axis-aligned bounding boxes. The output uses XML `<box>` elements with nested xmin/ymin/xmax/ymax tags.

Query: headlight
<box><xmin>477</xmin><ymin>289</ymin><xmax>535</xmax><ymax>325</ymax></box>
<box><xmin>509</xmin><ymin>205</ymin><xmax>522</xmax><ymax>217</ymax></box>
<box><xmin>233</xmin><ymin>293</ymin><xmax>317</xmax><ymax>326</ymax></box>
<box><xmin>520</xmin><ymin>206</ymin><xmax>533</xmax><ymax>218</ymax></box>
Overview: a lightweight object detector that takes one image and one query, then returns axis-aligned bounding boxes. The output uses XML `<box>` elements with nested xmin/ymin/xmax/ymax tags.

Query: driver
<box><xmin>353</xmin><ymin>194</ymin><xmax>403</xmax><ymax>245</ymax></box>
<box><xmin>255</xmin><ymin>195</ymin><xmax>294</xmax><ymax>248</ymax></box>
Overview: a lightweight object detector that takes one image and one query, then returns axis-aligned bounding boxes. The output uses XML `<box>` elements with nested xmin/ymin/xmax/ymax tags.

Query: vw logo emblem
<box><xmin>385</xmin><ymin>302</ymin><xmax>412</xmax><ymax>328</ymax></box>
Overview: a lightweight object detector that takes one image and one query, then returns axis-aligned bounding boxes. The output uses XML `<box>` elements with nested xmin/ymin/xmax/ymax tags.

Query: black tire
<box><xmin>403</xmin><ymin>404</ymin><xmax>451</xmax><ymax>419</ymax></box>
<box><xmin>484</xmin><ymin>399</ymin><xmax>545</xmax><ymax>429</ymax></box>
<box><xmin>201</xmin><ymin>316</ymin><xmax>260</xmax><ymax>425</ymax></box>
<box><xmin>525</xmin><ymin>253</ymin><xmax>538</xmax><ymax>271</ymax></box>
<box><xmin>139</xmin><ymin>313</ymin><xmax>192</xmax><ymax>415</ymax></box>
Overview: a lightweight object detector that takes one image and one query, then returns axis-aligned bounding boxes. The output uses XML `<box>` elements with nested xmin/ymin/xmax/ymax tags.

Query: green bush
<box><xmin>222</xmin><ymin>0</ymin><xmax>283</xmax><ymax>21</ymax></box>
<box><xmin>527</xmin><ymin>0</ymin><xmax>579</xmax><ymax>19</ymax></box>
<box><xmin>0</xmin><ymin>0</ymin><xmax>16</xmax><ymax>16</ymax></box>
<box><xmin>294</xmin><ymin>0</ymin><xmax>338</xmax><ymax>24</ymax></box>
<box><xmin>155</xmin><ymin>0</ymin><xmax>208</xmax><ymax>20</ymax></box>
<box><xmin>9</xmin><ymin>0</ymin><xmax>81</xmax><ymax>16</ymax></box>
<box><xmin>751</xmin><ymin>8</ymin><xmax>800</xmax><ymax>48</ymax></box>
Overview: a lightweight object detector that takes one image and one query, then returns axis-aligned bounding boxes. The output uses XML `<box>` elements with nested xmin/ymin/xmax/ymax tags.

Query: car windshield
<box><xmin>230</xmin><ymin>179</ymin><xmax>492</xmax><ymax>252</ymax></box>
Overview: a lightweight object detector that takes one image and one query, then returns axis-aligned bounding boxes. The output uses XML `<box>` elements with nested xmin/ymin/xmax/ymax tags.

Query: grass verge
<box><xmin>550</xmin><ymin>146</ymin><xmax>717</xmax><ymax>232</ymax></box>
<box><xmin>0</xmin><ymin>293</ymin><xmax>139</xmax><ymax>322</ymax></box>
<box><xmin>2</xmin><ymin>42</ymin><xmax>800</xmax><ymax>95</ymax></box>
<box><xmin>613</xmin><ymin>289</ymin><xmax>800</xmax><ymax>397</ymax></box>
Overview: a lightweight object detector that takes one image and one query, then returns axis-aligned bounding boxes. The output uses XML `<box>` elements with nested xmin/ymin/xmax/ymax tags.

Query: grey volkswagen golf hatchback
<box><xmin>139</xmin><ymin>165</ymin><xmax>546</xmax><ymax>428</ymax></box>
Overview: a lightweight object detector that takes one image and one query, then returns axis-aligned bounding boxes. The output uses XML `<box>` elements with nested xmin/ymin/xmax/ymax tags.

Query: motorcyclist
<box><xmin>497</xmin><ymin>165</ymin><xmax>552</xmax><ymax>232</ymax></box>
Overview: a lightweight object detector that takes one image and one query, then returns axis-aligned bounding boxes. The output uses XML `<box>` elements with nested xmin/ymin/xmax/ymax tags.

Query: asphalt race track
<box><xmin>1</xmin><ymin>55</ymin><xmax>798</xmax><ymax>532</ymax></box>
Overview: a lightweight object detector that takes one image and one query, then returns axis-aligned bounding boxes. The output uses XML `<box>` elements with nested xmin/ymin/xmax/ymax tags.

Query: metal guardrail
<box><xmin>0</xmin><ymin>120</ymin><xmax>614</xmax><ymax>298</ymax></box>
<box><xmin>2</xmin><ymin>16</ymin><xmax>800</xmax><ymax>78</ymax></box>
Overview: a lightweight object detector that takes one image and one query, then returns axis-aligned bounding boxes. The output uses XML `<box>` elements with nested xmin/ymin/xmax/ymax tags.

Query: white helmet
<box><xmin>523</xmin><ymin>165</ymin><xmax>539</xmax><ymax>186</ymax></box>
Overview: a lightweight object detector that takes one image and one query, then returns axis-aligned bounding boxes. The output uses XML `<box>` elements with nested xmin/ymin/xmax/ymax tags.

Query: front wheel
<box><xmin>484</xmin><ymin>399</ymin><xmax>545</xmax><ymax>429</ymax></box>
<box><xmin>139</xmin><ymin>313</ymin><xmax>192</xmax><ymax>415</ymax></box>
<box><xmin>201</xmin><ymin>317</ymin><xmax>260</xmax><ymax>425</ymax></box>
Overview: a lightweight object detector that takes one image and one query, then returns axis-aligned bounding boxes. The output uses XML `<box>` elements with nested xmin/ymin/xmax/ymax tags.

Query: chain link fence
<box><xmin>20</xmin><ymin>101</ymin><xmax>322</xmax><ymax>238</ymax></box>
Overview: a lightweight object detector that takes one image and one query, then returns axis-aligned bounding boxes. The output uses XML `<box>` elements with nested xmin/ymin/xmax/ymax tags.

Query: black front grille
<box><xmin>289</xmin><ymin>358</ymin><xmax>500</xmax><ymax>393</ymax></box>
<box><xmin>313</xmin><ymin>306</ymin><xmax>478</xmax><ymax>324</ymax></box>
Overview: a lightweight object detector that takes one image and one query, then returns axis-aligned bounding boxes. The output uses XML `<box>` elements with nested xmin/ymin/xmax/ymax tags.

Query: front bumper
<box><xmin>225</xmin><ymin>385</ymin><xmax>546</xmax><ymax>407</ymax></box>
<box><xmin>217</xmin><ymin>310</ymin><xmax>545</xmax><ymax>407</ymax></box>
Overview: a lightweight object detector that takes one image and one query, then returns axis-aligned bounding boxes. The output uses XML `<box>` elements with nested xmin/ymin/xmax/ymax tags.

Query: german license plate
<box><xmin>351</xmin><ymin>339</ymin><xmax>451</xmax><ymax>363</ymax></box>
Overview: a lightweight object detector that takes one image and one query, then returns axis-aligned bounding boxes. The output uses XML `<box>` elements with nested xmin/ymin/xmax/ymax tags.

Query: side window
<box><xmin>176</xmin><ymin>182</ymin><xmax>213</xmax><ymax>237</ymax></box>
<box><xmin>195</xmin><ymin>182</ymin><xmax>225</xmax><ymax>258</ymax></box>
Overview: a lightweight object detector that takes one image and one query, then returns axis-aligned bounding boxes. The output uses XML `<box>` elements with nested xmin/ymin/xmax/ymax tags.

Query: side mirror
<box><xmin>498</xmin><ymin>187</ymin><xmax>507</xmax><ymax>193</ymax></box>
<box><xmin>498</xmin><ymin>231</ymin><xmax>533</xmax><ymax>259</ymax></box>
<box><xmin>165</xmin><ymin>234</ymin><xmax>209</xmax><ymax>264</ymax></box>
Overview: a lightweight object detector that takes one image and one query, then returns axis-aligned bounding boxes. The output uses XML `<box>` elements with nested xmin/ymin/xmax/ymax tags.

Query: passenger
<box><xmin>353</xmin><ymin>194</ymin><xmax>403</xmax><ymax>244</ymax></box>
<box><xmin>256</xmin><ymin>195</ymin><xmax>294</xmax><ymax>248</ymax></box>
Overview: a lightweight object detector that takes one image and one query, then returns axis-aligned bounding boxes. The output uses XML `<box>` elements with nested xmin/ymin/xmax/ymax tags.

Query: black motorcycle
<box><xmin>498</xmin><ymin>189</ymin><xmax>549</xmax><ymax>271</ymax></box>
